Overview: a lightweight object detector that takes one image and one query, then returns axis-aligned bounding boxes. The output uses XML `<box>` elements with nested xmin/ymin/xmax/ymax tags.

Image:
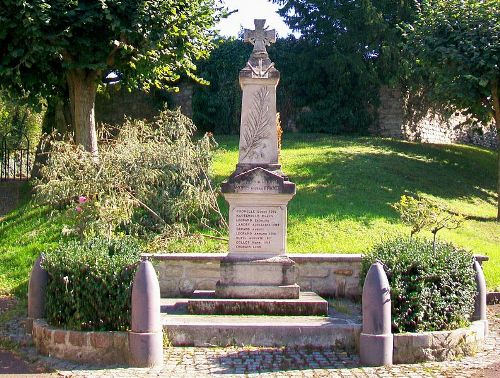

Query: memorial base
<box><xmin>216</xmin><ymin>255</ymin><xmax>299</xmax><ymax>299</ymax></box>
<box><xmin>188</xmin><ymin>290</ymin><xmax>327</xmax><ymax>315</ymax></box>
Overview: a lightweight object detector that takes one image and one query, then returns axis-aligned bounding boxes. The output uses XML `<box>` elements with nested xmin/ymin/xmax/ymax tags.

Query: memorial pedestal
<box><xmin>216</xmin><ymin>167</ymin><xmax>298</xmax><ymax>299</ymax></box>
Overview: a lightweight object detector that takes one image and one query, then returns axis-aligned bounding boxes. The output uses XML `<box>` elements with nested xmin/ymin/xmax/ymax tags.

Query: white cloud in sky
<box><xmin>217</xmin><ymin>0</ymin><xmax>293</xmax><ymax>38</ymax></box>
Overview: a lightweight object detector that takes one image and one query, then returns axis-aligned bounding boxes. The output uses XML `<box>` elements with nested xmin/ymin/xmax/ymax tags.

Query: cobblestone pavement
<box><xmin>1</xmin><ymin>303</ymin><xmax>499</xmax><ymax>377</ymax></box>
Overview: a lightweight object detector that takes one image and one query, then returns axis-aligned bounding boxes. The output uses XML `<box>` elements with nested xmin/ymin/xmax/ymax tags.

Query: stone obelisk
<box><xmin>216</xmin><ymin>19</ymin><xmax>299</xmax><ymax>299</ymax></box>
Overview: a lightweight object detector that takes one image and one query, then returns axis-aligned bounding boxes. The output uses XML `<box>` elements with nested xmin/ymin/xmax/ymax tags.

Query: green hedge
<box><xmin>361</xmin><ymin>237</ymin><xmax>476</xmax><ymax>333</ymax></box>
<box><xmin>42</xmin><ymin>238</ymin><xmax>140</xmax><ymax>331</ymax></box>
<box><xmin>192</xmin><ymin>37</ymin><xmax>378</xmax><ymax>135</ymax></box>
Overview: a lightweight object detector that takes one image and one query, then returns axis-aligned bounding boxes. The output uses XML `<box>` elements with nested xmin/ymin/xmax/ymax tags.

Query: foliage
<box><xmin>272</xmin><ymin>37</ymin><xmax>378</xmax><ymax>134</ymax></box>
<box><xmin>362</xmin><ymin>237</ymin><xmax>476</xmax><ymax>332</ymax></box>
<box><xmin>0</xmin><ymin>93</ymin><xmax>44</xmax><ymax>147</ymax></box>
<box><xmin>42</xmin><ymin>237</ymin><xmax>140</xmax><ymax>331</ymax></box>
<box><xmin>0</xmin><ymin>0</ymin><xmax>225</xmax><ymax>152</ymax></box>
<box><xmin>402</xmin><ymin>0</ymin><xmax>499</xmax><ymax>125</ymax></box>
<box><xmin>273</xmin><ymin>0</ymin><xmax>418</xmax><ymax>83</ymax></box>
<box><xmin>402</xmin><ymin>0</ymin><xmax>500</xmax><ymax>219</ymax></box>
<box><xmin>192</xmin><ymin>38</ymin><xmax>251</xmax><ymax>134</ymax></box>
<box><xmin>193</xmin><ymin>36</ymin><xmax>379</xmax><ymax>134</ymax></box>
<box><xmin>392</xmin><ymin>195</ymin><xmax>465</xmax><ymax>248</ymax></box>
<box><xmin>34</xmin><ymin>109</ymin><xmax>218</xmax><ymax>239</ymax></box>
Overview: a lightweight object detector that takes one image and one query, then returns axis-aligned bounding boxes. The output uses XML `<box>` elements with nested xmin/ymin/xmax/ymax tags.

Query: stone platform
<box><xmin>160</xmin><ymin>297</ymin><xmax>361</xmax><ymax>348</ymax></box>
<box><xmin>186</xmin><ymin>290</ymin><xmax>328</xmax><ymax>316</ymax></box>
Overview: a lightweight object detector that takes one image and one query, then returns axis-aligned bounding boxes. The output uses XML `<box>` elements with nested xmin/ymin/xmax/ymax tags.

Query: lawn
<box><xmin>0</xmin><ymin>186</ymin><xmax>66</xmax><ymax>297</ymax></box>
<box><xmin>210</xmin><ymin>134</ymin><xmax>499</xmax><ymax>290</ymax></box>
<box><xmin>0</xmin><ymin>134</ymin><xmax>498</xmax><ymax>295</ymax></box>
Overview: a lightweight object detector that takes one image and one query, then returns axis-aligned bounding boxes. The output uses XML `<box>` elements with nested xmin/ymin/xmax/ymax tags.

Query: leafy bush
<box><xmin>0</xmin><ymin>92</ymin><xmax>44</xmax><ymax>146</ymax></box>
<box><xmin>361</xmin><ymin>237</ymin><xmax>476</xmax><ymax>333</ymax></box>
<box><xmin>34</xmin><ymin>108</ymin><xmax>220</xmax><ymax>240</ymax></box>
<box><xmin>392</xmin><ymin>195</ymin><xmax>464</xmax><ymax>249</ymax></box>
<box><xmin>42</xmin><ymin>237</ymin><xmax>140</xmax><ymax>331</ymax></box>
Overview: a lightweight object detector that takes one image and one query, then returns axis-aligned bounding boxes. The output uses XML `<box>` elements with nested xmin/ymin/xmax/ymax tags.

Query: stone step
<box><xmin>185</xmin><ymin>290</ymin><xmax>328</xmax><ymax>316</ymax></box>
<box><xmin>160</xmin><ymin>297</ymin><xmax>361</xmax><ymax>348</ymax></box>
<box><xmin>161</xmin><ymin>312</ymin><xmax>361</xmax><ymax>348</ymax></box>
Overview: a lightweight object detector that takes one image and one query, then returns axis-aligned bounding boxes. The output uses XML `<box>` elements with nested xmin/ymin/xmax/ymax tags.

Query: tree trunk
<box><xmin>67</xmin><ymin>69</ymin><xmax>99</xmax><ymax>156</ymax></box>
<box><xmin>492</xmin><ymin>80</ymin><xmax>500</xmax><ymax>221</ymax></box>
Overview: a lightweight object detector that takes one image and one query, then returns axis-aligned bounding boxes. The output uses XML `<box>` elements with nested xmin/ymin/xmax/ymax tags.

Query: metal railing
<box><xmin>0</xmin><ymin>132</ymin><xmax>32</xmax><ymax>181</ymax></box>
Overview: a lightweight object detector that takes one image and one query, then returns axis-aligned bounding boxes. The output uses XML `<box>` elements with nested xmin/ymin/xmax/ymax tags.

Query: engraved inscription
<box><xmin>232</xmin><ymin>206</ymin><xmax>282</xmax><ymax>252</ymax></box>
<box><xmin>234</xmin><ymin>178</ymin><xmax>280</xmax><ymax>193</ymax></box>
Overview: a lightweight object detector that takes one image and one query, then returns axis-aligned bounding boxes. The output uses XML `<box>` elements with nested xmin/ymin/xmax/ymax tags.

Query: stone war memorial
<box><xmin>217</xmin><ymin>19</ymin><xmax>303</xmax><ymax>301</ymax></box>
<box><xmin>26</xmin><ymin>19</ymin><xmax>491</xmax><ymax>371</ymax></box>
<box><xmin>186</xmin><ymin>19</ymin><xmax>329</xmax><ymax>316</ymax></box>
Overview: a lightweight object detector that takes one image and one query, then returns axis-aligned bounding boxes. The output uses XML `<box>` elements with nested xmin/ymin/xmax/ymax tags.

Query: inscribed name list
<box><xmin>231</xmin><ymin>206</ymin><xmax>284</xmax><ymax>254</ymax></box>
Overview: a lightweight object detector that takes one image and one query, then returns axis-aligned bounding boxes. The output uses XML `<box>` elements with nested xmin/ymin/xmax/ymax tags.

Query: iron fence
<box><xmin>0</xmin><ymin>132</ymin><xmax>32</xmax><ymax>181</ymax></box>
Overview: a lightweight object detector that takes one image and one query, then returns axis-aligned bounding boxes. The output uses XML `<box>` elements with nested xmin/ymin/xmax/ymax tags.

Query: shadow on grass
<box><xmin>213</xmin><ymin>134</ymin><xmax>497</xmax><ymax>223</ymax></box>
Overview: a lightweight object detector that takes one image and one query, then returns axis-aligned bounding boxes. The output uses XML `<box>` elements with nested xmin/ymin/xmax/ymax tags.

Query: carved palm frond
<box><xmin>241</xmin><ymin>87</ymin><xmax>270</xmax><ymax>161</ymax></box>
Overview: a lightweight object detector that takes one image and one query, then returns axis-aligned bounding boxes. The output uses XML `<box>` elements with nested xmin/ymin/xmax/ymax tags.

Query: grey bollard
<box><xmin>360</xmin><ymin>262</ymin><xmax>393</xmax><ymax>366</ymax></box>
<box><xmin>129</xmin><ymin>259</ymin><xmax>163</xmax><ymax>367</ymax></box>
<box><xmin>472</xmin><ymin>259</ymin><xmax>488</xmax><ymax>336</ymax></box>
<box><xmin>27</xmin><ymin>254</ymin><xmax>48</xmax><ymax>333</ymax></box>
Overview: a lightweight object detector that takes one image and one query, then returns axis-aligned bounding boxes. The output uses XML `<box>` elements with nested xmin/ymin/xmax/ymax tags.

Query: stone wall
<box><xmin>148</xmin><ymin>253</ymin><xmax>363</xmax><ymax>299</ymax></box>
<box><xmin>376</xmin><ymin>86</ymin><xmax>498</xmax><ymax>150</ymax></box>
<box><xmin>95</xmin><ymin>87</ymin><xmax>165</xmax><ymax>125</ymax></box>
<box><xmin>32</xmin><ymin>319</ymin><xmax>129</xmax><ymax>365</ymax></box>
<box><xmin>393</xmin><ymin>320</ymin><xmax>486</xmax><ymax>364</ymax></box>
<box><xmin>95</xmin><ymin>82</ymin><xmax>193</xmax><ymax>125</ymax></box>
<box><xmin>169</xmin><ymin>82</ymin><xmax>194</xmax><ymax>118</ymax></box>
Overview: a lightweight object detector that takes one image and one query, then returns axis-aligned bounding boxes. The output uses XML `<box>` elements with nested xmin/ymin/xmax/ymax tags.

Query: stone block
<box><xmin>216</xmin><ymin>283</ymin><xmax>300</xmax><ymax>299</ymax></box>
<box><xmin>53</xmin><ymin>329</ymin><xmax>66</xmax><ymax>344</ymax></box>
<box><xmin>334</xmin><ymin>269</ymin><xmax>353</xmax><ymax>276</ymax></box>
<box><xmin>298</xmin><ymin>266</ymin><xmax>330</xmax><ymax>278</ymax></box>
<box><xmin>219</xmin><ymin>255</ymin><xmax>296</xmax><ymax>286</ymax></box>
<box><xmin>187</xmin><ymin>291</ymin><xmax>327</xmax><ymax>316</ymax></box>
<box><xmin>150</xmin><ymin>253</ymin><xmax>364</xmax><ymax>299</ymax></box>
<box><xmin>90</xmin><ymin>332</ymin><xmax>113</xmax><ymax>349</ymax></box>
<box><xmin>113</xmin><ymin>332</ymin><xmax>128</xmax><ymax>349</ymax></box>
<box><xmin>68</xmin><ymin>331</ymin><xmax>86</xmax><ymax>347</ymax></box>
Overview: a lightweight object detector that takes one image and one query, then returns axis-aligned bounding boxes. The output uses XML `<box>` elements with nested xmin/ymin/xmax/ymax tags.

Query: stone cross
<box><xmin>244</xmin><ymin>19</ymin><xmax>277</xmax><ymax>56</ymax></box>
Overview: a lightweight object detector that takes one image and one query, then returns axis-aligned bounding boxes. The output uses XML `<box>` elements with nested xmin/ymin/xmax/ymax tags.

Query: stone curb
<box><xmin>393</xmin><ymin>320</ymin><xmax>486</xmax><ymax>364</ymax></box>
<box><xmin>32</xmin><ymin>319</ymin><xmax>129</xmax><ymax>366</ymax></box>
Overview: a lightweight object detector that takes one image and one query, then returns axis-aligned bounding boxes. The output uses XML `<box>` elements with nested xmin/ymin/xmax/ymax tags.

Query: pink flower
<box><xmin>75</xmin><ymin>206</ymin><xmax>82</xmax><ymax>213</ymax></box>
<box><xmin>78</xmin><ymin>196</ymin><xmax>88</xmax><ymax>204</ymax></box>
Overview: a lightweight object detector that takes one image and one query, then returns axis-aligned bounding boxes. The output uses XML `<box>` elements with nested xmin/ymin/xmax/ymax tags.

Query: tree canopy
<box><xmin>0</xmin><ymin>0</ymin><xmax>224</xmax><ymax>154</ymax></box>
<box><xmin>402</xmin><ymin>0</ymin><xmax>500</xmax><ymax>219</ymax></box>
<box><xmin>273</xmin><ymin>0</ymin><xmax>418</xmax><ymax>82</ymax></box>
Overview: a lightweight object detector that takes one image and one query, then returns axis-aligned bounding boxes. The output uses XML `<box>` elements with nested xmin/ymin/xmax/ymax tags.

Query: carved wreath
<box><xmin>241</xmin><ymin>87</ymin><xmax>271</xmax><ymax>161</ymax></box>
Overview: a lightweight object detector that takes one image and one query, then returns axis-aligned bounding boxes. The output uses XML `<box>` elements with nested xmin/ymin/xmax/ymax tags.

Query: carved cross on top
<box><xmin>244</xmin><ymin>19</ymin><xmax>276</xmax><ymax>56</ymax></box>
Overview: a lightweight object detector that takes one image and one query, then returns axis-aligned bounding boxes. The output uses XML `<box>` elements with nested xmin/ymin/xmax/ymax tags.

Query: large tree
<box><xmin>403</xmin><ymin>0</ymin><xmax>500</xmax><ymax>220</ymax></box>
<box><xmin>265</xmin><ymin>0</ymin><xmax>419</xmax><ymax>134</ymax></box>
<box><xmin>273</xmin><ymin>0</ymin><xmax>418</xmax><ymax>82</ymax></box>
<box><xmin>0</xmin><ymin>0</ymin><xmax>223</xmax><ymax>155</ymax></box>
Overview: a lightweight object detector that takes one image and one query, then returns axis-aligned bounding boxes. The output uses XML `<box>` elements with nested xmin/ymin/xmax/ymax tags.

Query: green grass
<box><xmin>211</xmin><ymin>134</ymin><xmax>499</xmax><ymax>290</ymax></box>
<box><xmin>0</xmin><ymin>135</ymin><xmax>499</xmax><ymax>296</ymax></box>
<box><xmin>0</xmin><ymin>184</ymin><xmax>65</xmax><ymax>297</ymax></box>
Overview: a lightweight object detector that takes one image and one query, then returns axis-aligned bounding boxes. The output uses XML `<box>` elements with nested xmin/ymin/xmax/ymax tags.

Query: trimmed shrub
<box><xmin>42</xmin><ymin>237</ymin><xmax>140</xmax><ymax>331</ymax></box>
<box><xmin>361</xmin><ymin>237</ymin><xmax>476</xmax><ymax>333</ymax></box>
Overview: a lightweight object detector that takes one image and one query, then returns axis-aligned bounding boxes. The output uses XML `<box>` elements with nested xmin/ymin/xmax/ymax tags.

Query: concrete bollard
<box><xmin>27</xmin><ymin>254</ymin><xmax>48</xmax><ymax>334</ymax></box>
<box><xmin>472</xmin><ymin>259</ymin><xmax>488</xmax><ymax>336</ymax></box>
<box><xmin>129</xmin><ymin>259</ymin><xmax>163</xmax><ymax>367</ymax></box>
<box><xmin>360</xmin><ymin>262</ymin><xmax>393</xmax><ymax>366</ymax></box>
